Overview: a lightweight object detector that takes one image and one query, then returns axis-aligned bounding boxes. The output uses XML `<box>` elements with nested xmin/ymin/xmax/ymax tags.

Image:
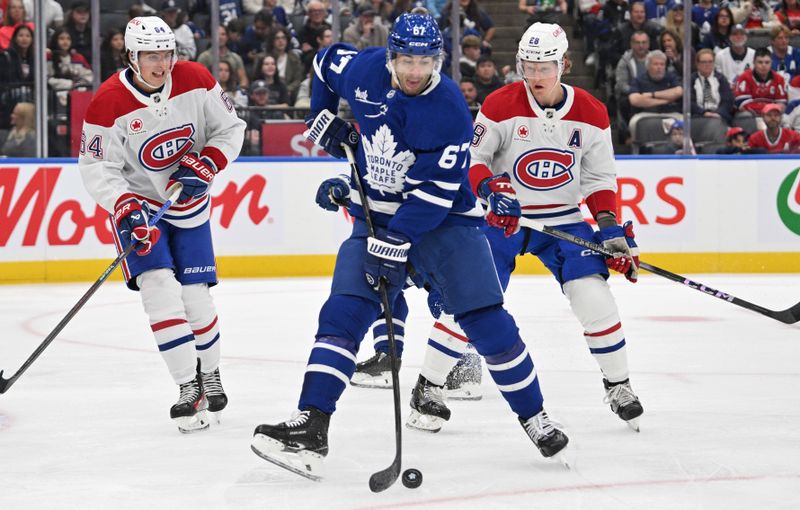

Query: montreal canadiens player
<box><xmin>352</xmin><ymin>23</ymin><xmax>645</xmax><ymax>434</ymax></box>
<box><xmin>251</xmin><ymin>13</ymin><xmax>568</xmax><ymax>480</ymax></box>
<box><xmin>420</xmin><ymin>22</ymin><xmax>645</xmax><ymax>432</ymax></box>
<box><xmin>78</xmin><ymin>17</ymin><xmax>245</xmax><ymax>433</ymax></box>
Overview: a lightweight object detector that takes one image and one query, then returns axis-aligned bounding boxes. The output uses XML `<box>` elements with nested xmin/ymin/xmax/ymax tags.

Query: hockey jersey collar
<box><xmin>525</xmin><ymin>83</ymin><xmax>575</xmax><ymax>121</ymax></box>
<box><xmin>120</xmin><ymin>68</ymin><xmax>172</xmax><ymax>108</ymax></box>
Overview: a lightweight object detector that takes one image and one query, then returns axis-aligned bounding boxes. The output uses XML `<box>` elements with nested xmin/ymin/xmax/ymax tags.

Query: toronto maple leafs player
<box><xmin>408</xmin><ymin>22</ymin><xmax>645</xmax><ymax>433</ymax></box>
<box><xmin>251</xmin><ymin>13</ymin><xmax>568</xmax><ymax>480</ymax></box>
<box><xmin>78</xmin><ymin>17</ymin><xmax>245</xmax><ymax>433</ymax></box>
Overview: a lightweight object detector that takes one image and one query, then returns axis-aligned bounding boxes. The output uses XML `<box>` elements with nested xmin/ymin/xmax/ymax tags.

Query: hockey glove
<box><xmin>114</xmin><ymin>196</ymin><xmax>161</xmax><ymax>256</ymax></box>
<box><xmin>364</xmin><ymin>230</ymin><xmax>411</xmax><ymax>292</ymax></box>
<box><xmin>595</xmin><ymin>220</ymin><xmax>640</xmax><ymax>283</ymax></box>
<box><xmin>316</xmin><ymin>174</ymin><xmax>352</xmax><ymax>211</ymax></box>
<box><xmin>167</xmin><ymin>151</ymin><xmax>217</xmax><ymax>204</ymax></box>
<box><xmin>304</xmin><ymin>109</ymin><xmax>359</xmax><ymax>159</ymax></box>
<box><xmin>477</xmin><ymin>173</ymin><xmax>521</xmax><ymax>237</ymax></box>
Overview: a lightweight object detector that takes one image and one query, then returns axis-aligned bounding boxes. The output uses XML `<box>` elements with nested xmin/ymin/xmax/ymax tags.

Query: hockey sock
<box><xmin>299</xmin><ymin>336</ymin><xmax>358</xmax><ymax>414</ymax></box>
<box><xmin>457</xmin><ymin>305</ymin><xmax>544</xmax><ymax>418</ymax></box>
<box><xmin>139</xmin><ymin>269</ymin><xmax>197</xmax><ymax>384</ymax></box>
<box><xmin>371</xmin><ymin>292</ymin><xmax>407</xmax><ymax>357</ymax></box>
<box><xmin>421</xmin><ymin>314</ymin><xmax>469</xmax><ymax>386</ymax></box>
<box><xmin>182</xmin><ymin>283</ymin><xmax>220</xmax><ymax>373</ymax></box>
<box><xmin>301</xmin><ymin>295</ymin><xmax>381</xmax><ymax>413</ymax></box>
<box><xmin>564</xmin><ymin>275</ymin><xmax>630</xmax><ymax>382</ymax></box>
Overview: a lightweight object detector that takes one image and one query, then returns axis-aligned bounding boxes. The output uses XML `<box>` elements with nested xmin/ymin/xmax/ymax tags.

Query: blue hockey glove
<box><xmin>364</xmin><ymin>230</ymin><xmax>411</xmax><ymax>292</ymax></box>
<box><xmin>316</xmin><ymin>174</ymin><xmax>352</xmax><ymax>211</ymax></box>
<box><xmin>114</xmin><ymin>196</ymin><xmax>161</xmax><ymax>256</ymax></box>
<box><xmin>477</xmin><ymin>173</ymin><xmax>521</xmax><ymax>237</ymax></box>
<box><xmin>594</xmin><ymin>220</ymin><xmax>640</xmax><ymax>283</ymax></box>
<box><xmin>304</xmin><ymin>109</ymin><xmax>360</xmax><ymax>159</ymax></box>
<box><xmin>167</xmin><ymin>151</ymin><xmax>217</xmax><ymax>204</ymax></box>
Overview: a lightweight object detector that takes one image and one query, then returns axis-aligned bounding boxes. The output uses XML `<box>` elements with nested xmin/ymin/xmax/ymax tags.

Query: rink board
<box><xmin>0</xmin><ymin>156</ymin><xmax>799</xmax><ymax>283</ymax></box>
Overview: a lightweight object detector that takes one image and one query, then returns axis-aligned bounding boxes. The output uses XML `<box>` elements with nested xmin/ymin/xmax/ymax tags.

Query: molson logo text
<box><xmin>777</xmin><ymin>168</ymin><xmax>800</xmax><ymax>236</ymax></box>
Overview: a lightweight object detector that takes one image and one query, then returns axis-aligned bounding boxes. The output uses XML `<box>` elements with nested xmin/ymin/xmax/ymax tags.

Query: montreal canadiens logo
<box><xmin>513</xmin><ymin>148</ymin><xmax>575</xmax><ymax>191</ymax></box>
<box><xmin>139</xmin><ymin>124</ymin><xmax>196</xmax><ymax>171</ymax></box>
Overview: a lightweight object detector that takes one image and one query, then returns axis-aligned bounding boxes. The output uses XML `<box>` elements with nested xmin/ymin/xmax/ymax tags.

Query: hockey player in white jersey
<box><xmin>78</xmin><ymin>17</ymin><xmax>245</xmax><ymax>433</ymax></box>
<box><xmin>406</xmin><ymin>22</ymin><xmax>645</xmax><ymax>432</ymax></box>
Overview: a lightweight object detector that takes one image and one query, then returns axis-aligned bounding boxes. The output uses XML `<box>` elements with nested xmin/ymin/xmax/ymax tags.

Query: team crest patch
<box><xmin>513</xmin><ymin>148</ymin><xmax>575</xmax><ymax>191</ymax></box>
<box><xmin>139</xmin><ymin>124</ymin><xmax>196</xmax><ymax>172</ymax></box>
<box><xmin>362</xmin><ymin>125</ymin><xmax>415</xmax><ymax>195</ymax></box>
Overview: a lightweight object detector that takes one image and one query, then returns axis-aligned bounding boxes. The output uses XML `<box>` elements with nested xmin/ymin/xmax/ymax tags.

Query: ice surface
<box><xmin>1</xmin><ymin>274</ymin><xmax>798</xmax><ymax>509</ymax></box>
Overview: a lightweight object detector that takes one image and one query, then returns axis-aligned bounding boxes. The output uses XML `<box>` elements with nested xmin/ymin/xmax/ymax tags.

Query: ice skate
<box><xmin>199</xmin><ymin>367</ymin><xmax>227</xmax><ymax>424</ymax></box>
<box><xmin>251</xmin><ymin>408</ymin><xmax>330</xmax><ymax>481</ymax></box>
<box><xmin>406</xmin><ymin>375</ymin><xmax>451</xmax><ymax>433</ymax></box>
<box><xmin>170</xmin><ymin>375</ymin><xmax>209</xmax><ymax>434</ymax></box>
<box><xmin>603</xmin><ymin>378</ymin><xmax>644</xmax><ymax>432</ymax></box>
<box><xmin>519</xmin><ymin>409</ymin><xmax>569</xmax><ymax>466</ymax></box>
<box><xmin>350</xmin><ymin>352</ymin><xmax>400</xmax><ymax>389</ymax></box>
<box><xmin>444</xmin><ymin>348</ymin><xmax>483</xmax><ymax>401</ymax></box>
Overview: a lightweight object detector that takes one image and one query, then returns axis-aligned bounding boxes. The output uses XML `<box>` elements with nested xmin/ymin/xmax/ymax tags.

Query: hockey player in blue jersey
<box><xmin>250</xmin><ymin>13</ymin><xmax>568</xmax><ymax>480</ymax></box>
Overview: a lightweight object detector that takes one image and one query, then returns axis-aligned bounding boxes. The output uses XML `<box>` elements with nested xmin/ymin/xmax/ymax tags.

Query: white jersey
<box><xmin>470</xmin><ymin>81</ymin><xmax>617</xmax><ymax>226</ymax></box>
<box><xmin>78</xmin><ymin>61</ymin><xmax>246</xmax><ymax>229</ymax></box>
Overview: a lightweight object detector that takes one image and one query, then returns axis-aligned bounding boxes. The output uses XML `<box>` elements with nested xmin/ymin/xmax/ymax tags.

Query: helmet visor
<box><xmin>518</xmin><ymin>60</ymin><xmax>559</xmax><ymax>80</ymax></box>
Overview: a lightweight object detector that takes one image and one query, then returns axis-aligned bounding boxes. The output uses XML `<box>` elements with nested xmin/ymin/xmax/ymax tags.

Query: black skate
<box><xmin>603</xmin><ymin>378</ymin><xmax>644</xmax><ymax>432</ymax></box>
<box><xmin>170</xmin><ymin>375</ymin><xmax>209</xmax><ymax>434</ymax></box>
<box><xmin>350</xmin><ymin>352</ymin><xmax>400</xmax><ymax>389</ymax></box>
<box><xmin>199</xmin><ymin>367</ymin><xmax>228</xmax><ymax>424</ymax></box>
<box><xmin>251</xmin><ymin>407</ymin><xmax>330</xmax><ymax>481</ymax></box>
<box><xmin>444</xmin><ymin>347</ymin><xmax>483</xmax><ymax>401</ymax></box>
<box><xmin>406</xmin><ymin>375</ymin><xmax>451</xmax><ymax>433</ymax></box>
<box><xmin>519</xmin><ymin>410</ymin><xmax>569</xmax><ymax>463</ymax></box>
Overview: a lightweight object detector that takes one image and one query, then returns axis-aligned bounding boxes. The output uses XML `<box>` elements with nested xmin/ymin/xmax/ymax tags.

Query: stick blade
<box><xmin>776</xmin><ymin>301</ymin><xmax>800</xmax><ymax>325</ymax></box>
<box><xmin>0</xmin><ymin>370</ymin><xmax>10</xmax><ymax>394</ymax></box>
<box><xmin>369</xmin><ymin>462</ymin><xmax>401</xmax><ymax>493</ymax></box>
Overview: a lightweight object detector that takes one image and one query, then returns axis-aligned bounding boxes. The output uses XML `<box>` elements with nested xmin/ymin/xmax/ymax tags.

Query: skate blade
<box><xmin>174</xmin><ymin>410</ymin><xmax>210</xmax><ymax>434</ymax></box>
<box><xmin>209</xmin><ymin>410</ymin><xmax>223</xmax><ymax>425</ymax></box>
<box><xmin>445</xmin><ymin>383</ymin><xmax>483</xmax><ymax>401</ymax></box>
<box><xmin>405</xmin><ymin>409</ymin><xmax>445</xmax><ymax>433</ymax></box>
<box><xmin>625</xmin><ymin>416</ymin><xmax>641</xmax><ymax>432</ymax></box>
<box><xmin>556</xmin><ymin>452</ymin><xmax>571</xmax><ymax>470</ymax></box>
<box><xmin>251</xmin><ymin>434</ymin><xmax>324</xmax><ymax>481</ymax></box>
<box><xmin>349</xmin><ymin>372</ymin><xmax>392</xmax><ymax>389</ymax></box>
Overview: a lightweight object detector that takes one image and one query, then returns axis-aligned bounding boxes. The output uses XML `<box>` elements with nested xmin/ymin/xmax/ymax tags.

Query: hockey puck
<box><xmin>402</xmin><ymin>468</ymin><xmax>422</xmax><ymax>489</ymax></box>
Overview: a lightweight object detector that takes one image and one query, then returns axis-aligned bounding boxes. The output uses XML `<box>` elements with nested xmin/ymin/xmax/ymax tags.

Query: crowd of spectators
<box><xmin>4</xmin><ymin>0</ymin><xmax>800</xmax><ymax>155</ymax></box>
<box><xmin>575</xmin><ymin>0</ymin><xmax>800</xmax><ymax>152</ymax></box>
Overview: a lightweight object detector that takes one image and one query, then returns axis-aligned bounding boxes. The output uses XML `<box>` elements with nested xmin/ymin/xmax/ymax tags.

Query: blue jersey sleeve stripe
<box><xmin>406</xmin><ymin>176</ymin><xmax>462</xmax><ymax>191</ymax></box>
<box><xmin>409</xmin><ymin>189</ymin><xmax>453</xmax><ymax>208</ymax></box>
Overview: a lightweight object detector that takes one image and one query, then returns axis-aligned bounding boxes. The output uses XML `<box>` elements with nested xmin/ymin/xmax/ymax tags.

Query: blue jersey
<box><xmin>310</xmin><ymin>44</ymin><xmax>484</xmax><ymax>243</ymax></box>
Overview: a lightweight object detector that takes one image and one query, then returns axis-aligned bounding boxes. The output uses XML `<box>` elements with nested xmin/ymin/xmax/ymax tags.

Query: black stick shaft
<box><xmin>518</xmin><ymin>217</ymin><xmax>800</xmax><ymax>325</ymax></box>
<box><xmin>343</xmin><ymin>145</ymin><xmax>403</xmax><ymax>492</ymax></box>
<box><xmin>0</xmin><ymin>185</ymin><xmax>183</xmax><ymax>394</ymax></box>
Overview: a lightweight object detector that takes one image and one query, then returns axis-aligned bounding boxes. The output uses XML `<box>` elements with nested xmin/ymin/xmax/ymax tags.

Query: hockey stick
<box><xmin>0</xmin><ymin>184</ymin><xmax>184</xmax><ymax>394</ymax></box>
<box><xmin>343</xmin><ymin>145</ymin><xmax>403</xmax><ymax>493</ymax></box>
<box><xmin>518</xmin><ymin>217</ymin><xmax>800</xmax><ymax>325</ymax></box>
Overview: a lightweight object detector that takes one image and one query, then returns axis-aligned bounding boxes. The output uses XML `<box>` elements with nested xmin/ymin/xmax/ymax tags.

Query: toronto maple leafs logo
<box><xmin>362</xmin><ymin>125</ymin><xmax>416</xmax><ymax>195</ymax></box>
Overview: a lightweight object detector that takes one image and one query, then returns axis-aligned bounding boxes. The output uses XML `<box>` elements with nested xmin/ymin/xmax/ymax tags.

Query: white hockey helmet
<box><xmin>517</xmin><ymin>22</ymin><xmax>569</xmax><ymax>79</ymax></box>
<box><xmin>125</xmin><ymin>16</ymin><xmax>176</xmax><ymax>85</ymax></box>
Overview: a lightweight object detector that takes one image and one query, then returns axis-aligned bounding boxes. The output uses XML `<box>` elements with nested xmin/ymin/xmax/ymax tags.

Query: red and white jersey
<box><xmin>469</xmin><ymin>81</ymin><xmax>616</xmax><ymax>226</ymax></box>
<box><xmin>78</xmin><ymin>61</ymin><xmax>246</xmax><ymax>228</ymax></box>
<box><xmin>734</xmin><ymin>68</ymin><xmax>787</xmax><ymax>114</ymax></box>
<box><xmin>748</xmin><ymin>127</ymin><xmax>800</xmax><ymax>153</ymax></box>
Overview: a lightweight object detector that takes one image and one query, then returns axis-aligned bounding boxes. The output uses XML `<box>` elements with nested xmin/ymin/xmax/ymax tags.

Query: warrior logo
<box><xmin>139</xmin><ymin>124</ymin><xmax>195</xmax><ymax>172</ymax></box>
<box><xmin>777</xmin><ymin>167</ymin><xmax>800</xmax><ymax>236</ymax></box>
<box><xmin>513</xmin><ymin>148</ymin><xmax>575</xmax><ymax>191</ymax></box>
<box><xmin>362</xmin><ymin>125</ymin><xmax>415</xmax><ymax>195</ymax></box>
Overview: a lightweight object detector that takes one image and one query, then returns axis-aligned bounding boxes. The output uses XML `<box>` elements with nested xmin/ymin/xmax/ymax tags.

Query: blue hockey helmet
<box><xmin>387</xmin><ymin>13</ymin><xmax>443</xmax><ymax>57</ymax></box>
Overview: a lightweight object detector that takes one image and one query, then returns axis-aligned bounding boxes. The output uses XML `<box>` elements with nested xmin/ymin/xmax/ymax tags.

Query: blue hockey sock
<box><xmin>372</xmin><ymin>293</ymin><xmax>407</xmax><ymax>357</ymax></box>
<box><xmin>457</xmin><ymin>305</ymin><xmax>544</xmax><ymax>418</ymax></box>
<box><xmin>298</xmin><ymin>336</ymin><xmax>358</xmax><ymax>414</ymax></box>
